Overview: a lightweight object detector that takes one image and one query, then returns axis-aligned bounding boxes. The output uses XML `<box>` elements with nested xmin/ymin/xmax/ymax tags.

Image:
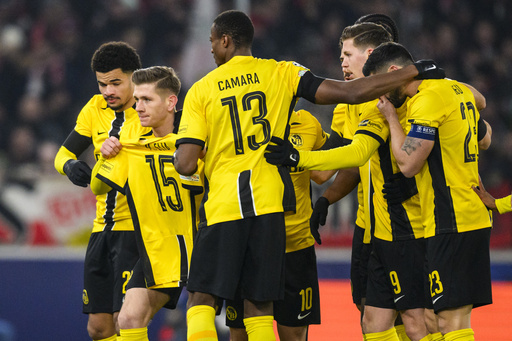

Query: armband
<box><xmin>408</xmin><ymin>124</ymin><xmax>436</xmax><ymax>141</ymax></box>
<box><xmin>495</xmin><ymin>195</ymin><xmax>512</xmax><ymax>214</ymax></box>
<box><xmin>296</xmin><ymin>71</ymin><xmax>325</xmax><ymax>104</ymax></box>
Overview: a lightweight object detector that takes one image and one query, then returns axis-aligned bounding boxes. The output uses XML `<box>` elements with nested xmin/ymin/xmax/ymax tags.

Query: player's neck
<box><xmin>116</xmin><ymin>97</ymin><xmax>136</xmax><ymax>113</ymax></box>
<box><xmin>152</xmin><ymin>113</ymin><xmax>175</xmax><ymax>137</ymax></box>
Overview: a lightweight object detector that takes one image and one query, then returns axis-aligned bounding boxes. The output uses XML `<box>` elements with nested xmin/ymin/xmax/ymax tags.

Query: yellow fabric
<box><xmin>336</xmin><ymin>102</ymin><xmax>367</xmax><ymax>240</ymax></box>
<box><xmin>60</xmin><ymin>95</ymin><xmax>149</xmax><ymax>232</ymax></box>
<box><xmin>430</xmin><ymin>332</ymin><xmax>445</xmax><ymax>341</ymax></box>
<box><xmin>443</xmin><ymin>328</ymin><xmax>474</xmax><ymax>341</ymax></box>
<box><xmin>187</xmin><ymin>305</ymin><xmax>217</xmax><ymax>341</ymax></box>
<box><xmin>299</xmin><ymin>132</ymin><xmax>380</xmax><ymax>170</ymax></box>
<box><xmin>406</xmin><ymin>80</ymin><xmax>491</xmax><ymax>237</ymax></box>
<box><xmin>419</xmin><ymin>335</ymin><xmax>431</xmax><ymax>341</ymax></box>
<box><xmin>94</xmin><ymin>133</ymin><xmax>203</xmax><ymax>287</ymax></box>
<box><xmin>496</xmin><ymin>195</ymin><xmax>512</xmax><ymax>214</ymax></box>
<box><xmin>177</xmin><ymin>55</ymin><xmax>308</xmax><ymax>226</ymax></box>
<box><xmin>90</xmin><ymin>157</ymin><xmax>111</xmax><ymax>195</ymax></box>
<box><xmin>94</xmin><ymin>334</ymin><xmax>118</xmax><ymax>341</ymax></box>
<box><xmin>119</xmin><ymin>327</ymin><xmax>148</xmax><ymax>341</ymax></box>
<box><xmin>395</xmin><ymin>324</ymin><xmax>411</xmax><ymax>341</ymax></box>
<box><xmin>369</xmin><ymin>99</ymin><xmax>424</xmax><ymax>241</ymax></box>
<box><xmin>284</xmin><ymin>110</ymin><xmax>327</xmax><ymax>252</ymax></box>
<box><xmin>54</xmin><ymin>146</ymin><xmax>77</xmax><ymax>175</ymax></box>
<box><xmin>364</xmin><ymin>327</ymin><xmax>400</xmax><ymax>341</ymax></box>
<box><xmin>243</xmin><ymin>315</ymin><xmax>276</xmax><ymax>341</ymax></box>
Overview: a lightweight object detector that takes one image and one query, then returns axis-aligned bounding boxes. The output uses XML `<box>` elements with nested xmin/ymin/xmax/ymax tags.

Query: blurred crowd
<box><xmin>1</xmin><ymin>0</ymin><xmax>512</xmax><ymax>199</ymax></box>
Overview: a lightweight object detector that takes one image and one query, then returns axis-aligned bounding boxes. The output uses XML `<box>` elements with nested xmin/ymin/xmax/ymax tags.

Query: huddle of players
<box><xmin>54</xmin><ymin>9</ymin><xmax>490</xmax><ymax>341</ymax></box>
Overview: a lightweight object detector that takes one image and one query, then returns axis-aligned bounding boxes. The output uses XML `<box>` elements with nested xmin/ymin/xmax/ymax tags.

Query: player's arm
<box><xmin>478</xmin><ymin>118</ymin><xmax>492</xmax><ymax>151</ymax></box>
<box><xmin>461</xmin><ymin>82</ymin><xmax>486</xmax><ymax>111</ymax></box>
<box><xmin>297</xmin><ymin>133</ymin><xmax>381</xmax><ymax>170</ymax></box>
<box><xmin>310</xmin><ymin>130</ymin><xmax>344</xmax><ymax>184</ymax></box>
<box><xmin>310</xmin><ymin>167</ymin><xmax>360</xmax><ymax>244</ymax></box>
<box><xmin>307</xmin><ymin>61</ymin><xmax>444</xmax><ymax>105</ymax></box>
<box><xmin>377</xmin><ymin>96</ymin><xmax>433</xmax><ymax>178</ymax></box>
<box><xmin>175</xmin><ymin>143</ymin><xmax>203</xmax><ymax>176</ymax></box>
<box><xmin>472</xmin><ymin>176</ymin><xmax>512</xmax><ymax>214</ymax></box>
<box><xmin>54</xmin><ymin>130</ymin><xmax>93</xmax><ymax>187</ymax></box>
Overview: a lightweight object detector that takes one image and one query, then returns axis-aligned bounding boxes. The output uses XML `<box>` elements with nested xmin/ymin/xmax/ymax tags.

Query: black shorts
<box><xmin>127</xmin><ymin>259</ymin><xmax>183</xmax><ymax>310</ymax></box>
<box><xmin>225</xmin><ymin>245</ymin><xmax>320</xmax><ymax>328</ymax></box>
<box><xmin>187</xmin><ymin>213</ymin><xmax>286</xmax><ymax>302</ymax></box>
<box><xmin>426</xmin><ymin>228</ymin><xmax>492</xmax><ymax>313</ymax></box>
<box><xmin>350</xmin><ymin>224</ymin><xmax>371</xmax><ymax>305</ymax></box>
<box><xmin>365</xmin><ymin>237</ymin><xmax>427</xmax><ymax>311</ymax></box>
<box><xmin>82</xmin><ymin>231</ymin><xmax>139</xmax><ymax>314</ymax></box>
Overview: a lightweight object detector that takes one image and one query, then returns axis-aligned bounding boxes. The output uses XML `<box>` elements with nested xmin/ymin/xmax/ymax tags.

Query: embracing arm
<box><xmin>174</xmin><ymin>144</ymin><xmax>203</xmax><ymax>176</ymax></box>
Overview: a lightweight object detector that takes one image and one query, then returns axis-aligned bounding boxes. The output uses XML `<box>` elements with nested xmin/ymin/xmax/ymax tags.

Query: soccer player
<box><xmin>265</xmin><ymin>24</ymin><xmax>430</xmax><ymax>341</ymax></box>
<box><xmin>308</xmin><ymin>18</ymin><xmax>398</xmax><ymax>329</ymax></box>
<box><xmin>226</xmin><ymin>109</ymin><xmax>327</xmax><ymax>341</ymax></box>
<box><xmin>90</xmin><ymin>66</ymin><xmax>204</xmax><ymax>341</ymax></box>
<box><xmin>54</xmin><ymin>42</ymin><xmax>144</xmax><ymax>341</ymax></box>
<box><xmin>173</xmin><ymin>10</ymin><xmax>443</xmax><ymax>341</ymax></box>
<box><xmin>365</xmin><ymin>42</ymin><xmax>492</xmax><ymax>341</ymax></box>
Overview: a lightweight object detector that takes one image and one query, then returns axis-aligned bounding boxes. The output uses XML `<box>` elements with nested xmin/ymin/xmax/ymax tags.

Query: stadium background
<box><xmin>0</xmin><ymin>0</ymin><xmax>511</xmax><ymax>340</ymax></box>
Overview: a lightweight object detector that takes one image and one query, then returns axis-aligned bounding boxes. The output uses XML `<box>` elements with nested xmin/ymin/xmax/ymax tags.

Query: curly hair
<box><xmin>90</xmin><ymin>41</ymin><xmax>142</xmax><ymax>73</ymax></box>
<box><xmin>213</xmin><ymin>10</ymin><xmax>254</xmax><ymax>49</ymax></box>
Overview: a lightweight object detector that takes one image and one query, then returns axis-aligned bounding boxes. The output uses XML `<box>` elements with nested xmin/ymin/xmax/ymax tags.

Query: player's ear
<box><xmin>221</xmin><ymin>34</ymin><xmax>230</xmax><ymax>48</ymax></box>
<box><xmin>167</xmin><ymin>94</ymin><xmax>178</xmax><ymax>112</ymax></box>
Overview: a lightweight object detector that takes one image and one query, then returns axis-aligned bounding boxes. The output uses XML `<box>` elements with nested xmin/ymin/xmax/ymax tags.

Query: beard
<box><xmin>387</xmin><ymin>89</ymin><xmax>407</xmax><ymax>108</ymax></box>
<box><xmin>104</xmin><ymin>96</ymin><xmax>125</xmax><ymax>112</ymax></box>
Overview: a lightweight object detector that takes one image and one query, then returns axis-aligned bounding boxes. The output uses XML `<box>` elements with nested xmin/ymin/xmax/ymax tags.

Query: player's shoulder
<box><xmin>86</xmin><ymin>94</ymin><xmax>108</xmax><ymax>108</ymax></box>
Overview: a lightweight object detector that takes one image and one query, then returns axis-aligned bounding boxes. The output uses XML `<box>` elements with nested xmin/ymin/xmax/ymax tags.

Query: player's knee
<box><xmin>117</xmin><ymin>309</ymin><xmax>144</xmax><ymax>329</ymax></box>
<box><xmin>87</xmin><ymin>317</ymin><xmax>116</xmax><ymax>339</ymax></box>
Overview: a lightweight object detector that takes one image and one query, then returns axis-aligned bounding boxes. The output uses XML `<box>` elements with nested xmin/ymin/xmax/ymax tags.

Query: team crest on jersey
<box><xmin>226</xmin><ymin>306</ymin><xmax>238</xmax><ymax>321</ymax></box>
<box><xmin>290</xmin><ymin>134</ymin><xmax>303</xmax><ymax>147</ymax></box>
<box><xmin>83</xmin><ymin>289</ymin><xmax>89</xmax><ymax>305</ymax></box>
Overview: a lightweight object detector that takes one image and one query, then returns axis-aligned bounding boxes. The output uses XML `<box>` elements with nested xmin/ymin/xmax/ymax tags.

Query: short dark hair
<box><xmin>132</xmin><ymin>66</ymin><xmax>181</xmax><ymax>97</ymax></box>
<box><xmin>363</xmin><ymin>42</ymin><xmax>414</xmax><ymax>77</ymax></box>
<box><xmin>91</xmin><ymin>41</ymin><xmax>142</xmax><ymax>74</ymax></box>
<box><xmin>213</xmin><ymin>10</ymin><xmax>254</xmax><ymax>49</ymax></box>
<box><xmin>340</xmin><ymin>22</ymin><xmax>392</xmax><ymax>50</ymax></box>
<box><xmin>355</xmin><ymin>13</ymin><xmax>399</xmax><ymax>42</ymax></box>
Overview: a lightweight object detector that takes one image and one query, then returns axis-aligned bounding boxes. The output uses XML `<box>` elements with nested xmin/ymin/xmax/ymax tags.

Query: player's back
<box><xmin>406</xmin><ymin>79</ymin><xmax>491</xmax><ymax>236</ymax></box>
<box><xmin>182</xmin><ymin>55</ymin><xmax>308</xmax><ymax>225</ymax></box>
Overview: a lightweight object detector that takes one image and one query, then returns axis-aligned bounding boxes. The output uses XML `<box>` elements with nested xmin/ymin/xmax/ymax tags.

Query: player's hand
<box><xmin>377</xmin><ymin>96</ymin><xmax>398</xmax><ymax>122</ymax></box>
<box><xmin>101</xmin><ymin>136</ymin><xmax>122</xmax><ymax>159</ymax></box>
<box><xmin>414</xmin><ymin>59</ymin><xmax>445</xmax><ymax>80</ymax></box>
<box><xmin>264</xmin><ymin>136</ymin><xmax>299</xmax><ymax>167</ymax></box>
<box><xmin>63</xmin><ymin>159</ymin><xmax>92</xmax><ymax>187</ymax></box>
<box><xmin>383</xmin><ymin>172</ymin><xmax>418</xmax><ymax>205</ymax></box>
<box><xmin>472</xmin><ymin>176</ymin><xmax>497</xmax><ymax>211</ymax></box>
<box><xmin>310</xmin><ymin>196</ymin><xmax>329</xmax><ymax>245</ymax></box>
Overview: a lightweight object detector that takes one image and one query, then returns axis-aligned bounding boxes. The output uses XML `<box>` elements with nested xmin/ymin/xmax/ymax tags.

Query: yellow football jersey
<box><xmin>364</xmin><ymin>99</ymin><xmax>424</xmax><ymax>241</ymax></box>
<box><xmin>58</xmin><ymin>95</ymin><xmax>149</xmax><ymax>232</ymax></box>
<box><xmin>285</xmin><ymin>110</ymin><xmax>328</xmax><ymax>253</ymax></box>
<box><xmin>177</xmin><ymin>56</ymin><xmax>309</xmax><ymax>226</ymax></box>
<box><xmin>95</xmin><ymin>133</ymin><xmax>204</xmax><ymax>287</ymax></box>
<box><xmin>405</xmin><ymin>79</ymin><xmax>492</xmax><ymax>237</ymax></box>
<box><xmin>330</xmin><ymin>103</ymin><xmax>346</xmax><ymax>138</ymax></box>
